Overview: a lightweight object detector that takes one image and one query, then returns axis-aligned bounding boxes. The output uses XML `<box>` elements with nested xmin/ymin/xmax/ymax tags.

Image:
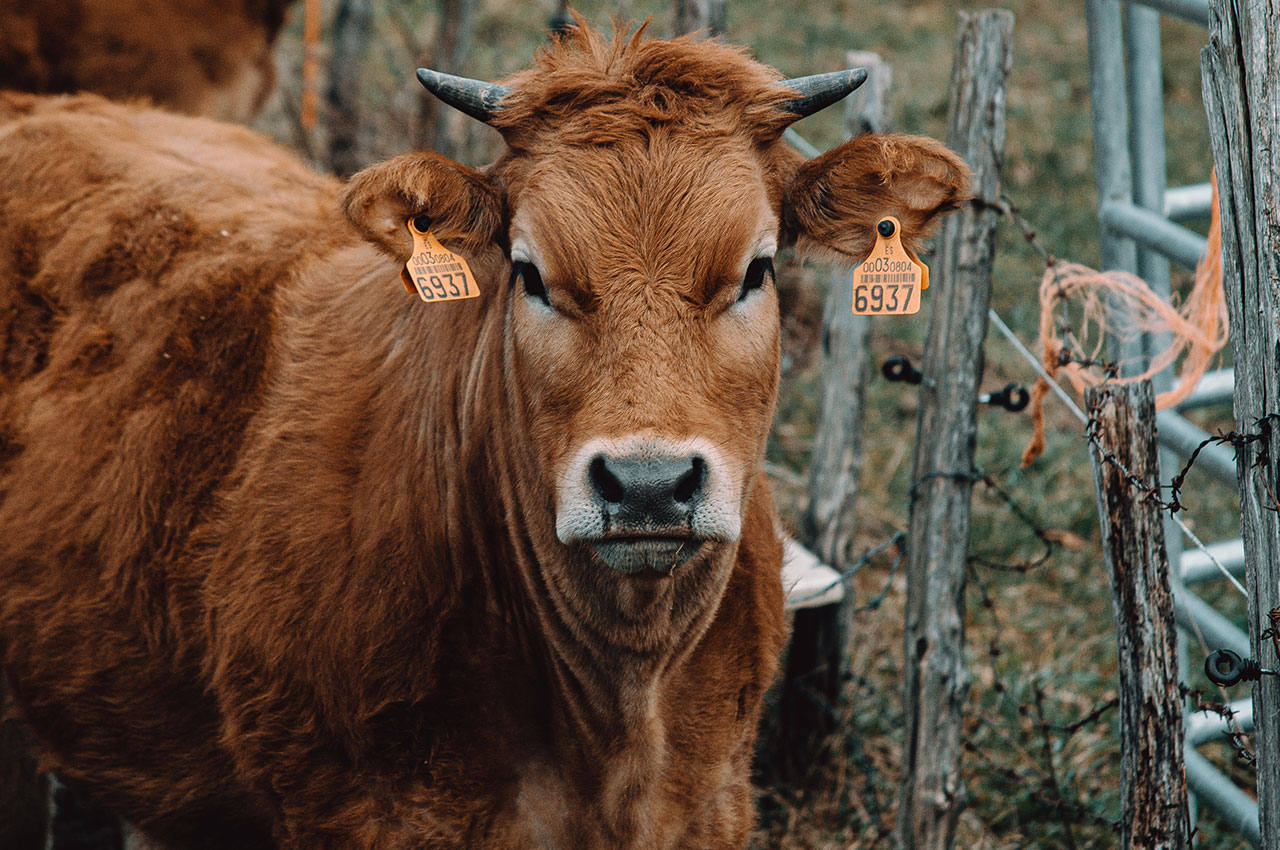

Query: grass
<box><xmin>257</xmin><ymin>2</ymin><xmax>1250</xmax><ymax>846</ymax></box>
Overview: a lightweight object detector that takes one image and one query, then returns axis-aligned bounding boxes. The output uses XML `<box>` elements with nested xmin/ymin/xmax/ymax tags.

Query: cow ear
<box><xmin>342</xmin><ymin>152</ymin><xmax>504</xmax><ymax>263</ymax></box>
<box><xmin>783</xmin><ymin>134</ymin><xmax>971</xmax><ymax>262</ymax></box>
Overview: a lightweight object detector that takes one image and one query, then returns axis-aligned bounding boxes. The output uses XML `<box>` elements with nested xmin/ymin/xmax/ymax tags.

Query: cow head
<box><xmin>344</xmin><ymin>24</ymin><xmax>968</xmax><ymax>621</ymax></box>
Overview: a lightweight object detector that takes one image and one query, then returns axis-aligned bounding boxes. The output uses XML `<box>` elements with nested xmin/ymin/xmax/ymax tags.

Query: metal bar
<box><xmin>1173</xmin><ymin>586</ymin><xmax>1251</xmax><ymax>657</ymax></box>
<box><xmin>783</xmin><ymin>127</ymin><xmax>821</xmax><ymax>159</ymax></box>
<box><xmin>1155</xmin><ymin>409</ymin><xmax>1238</xmax><ymax>485</ymax></box>
<box><xmin>1100</xmin><ymin>199</ymin><xmax>1209</xmax><ymax>269</ymax></box>
<box><xmin>1129</xmin><ymin>0</ymin><xmax>1210</xmax><ymax>27</ymax></box>
<box><xmin>1186</xmin><ymin>697</ymin><xmax>1254</xmax><ymax>747</ymax></box>
<box><xmin>1181</xmin><ymin>537</ymin><xmax>1246</xmax><ymax>584</ymax></box>
<box><xmin>1184</xmin><ymin>747</ymin><xmax>1261</xmax><ymax>846</ymax></box>
<box><xmin>1164</xmin><ymin>181</ymin><xmax>1215</xmax><ymax>220</ymax></box>
<box><xmin>1174</xmin><ymin>367</ymin><xmax>1234</xmax><ymax>410</ymax></box>
<box><xmin>1086</xmin><ymin>0</ymin><xmax>1138</xmax><ymax>277</ymax></box>
<box><xmin>1126</xmin><ymin>1</ymin><xmax>1172</xmax><ymax>307</ymax></box>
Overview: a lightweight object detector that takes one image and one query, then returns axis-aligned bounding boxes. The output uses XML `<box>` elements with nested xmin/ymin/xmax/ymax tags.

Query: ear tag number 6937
<box><xmin>851</xmin><ymin>216</ymin><xmax>928</xmax><ymax>316</ymax></box>
<box><xmin>400</xmin><ymin>217</ymin><xmax>480</xmax><ymax>303</ymax></box>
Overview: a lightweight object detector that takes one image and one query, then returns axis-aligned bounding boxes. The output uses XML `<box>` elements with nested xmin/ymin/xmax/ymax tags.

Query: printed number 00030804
<box><xmin>415</xmin><ymin>272</ymin><xmax>469</xmax><ymax>300</ymax></box>
<box><xmin>854</xmin><ymin>283</ymin><xmax>911</xmax><ymax>312</ymax></box>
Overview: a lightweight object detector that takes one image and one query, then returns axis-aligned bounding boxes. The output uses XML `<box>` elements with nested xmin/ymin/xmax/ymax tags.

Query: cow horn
<box><xmin>777</xmin><ymin>68</ymin><xmax>869</xmax><ymax>120</ymax></box>
<box><xmin>416</xmin><ymin>68</ymin><xmax>512</xmax><ymax>124</ymax></box>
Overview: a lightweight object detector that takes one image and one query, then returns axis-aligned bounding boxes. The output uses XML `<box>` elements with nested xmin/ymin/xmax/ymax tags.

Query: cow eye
<box><xmin>738</xmin><ymin>257</ymin><xmax>774</xmax><ymax>302</ymax></box>
<box><xmin>513</xmin><ymin>261</ymin><xmax>550</xmax><ymax>307</ymax></box>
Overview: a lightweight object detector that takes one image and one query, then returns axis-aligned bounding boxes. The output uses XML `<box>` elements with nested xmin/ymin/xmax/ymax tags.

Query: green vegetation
<box><xmin>259</xmin><ymin>3</ymin><xmax>1247</xmax><ymax>846</ymax></box>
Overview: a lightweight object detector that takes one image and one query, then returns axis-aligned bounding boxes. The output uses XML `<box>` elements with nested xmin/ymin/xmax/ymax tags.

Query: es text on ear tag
<box><xmin>851</xmin><ymin>216</ymin><xmax>927</xmax><ymax>316</ymax></box>
<box><xmin>400</xmin><ymin>217</ymin><xmax>479</xmax><ymax>303</ymax></box>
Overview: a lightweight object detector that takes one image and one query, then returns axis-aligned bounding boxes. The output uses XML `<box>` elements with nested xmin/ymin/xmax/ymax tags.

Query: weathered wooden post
<box><xmin>414</xmin><ymin>0</ymin><xmax>477</xmax><ymax>159</ymax></box>
<box><xmin>0</xmin><ymin>674</ymin><xmax>47</xmax><ymax>849</ymax></box>
<box><xmin>762</xmin><ymin>53</ymin><xmax>892</xmax><ymax>784</ymax></box>
<box><xmin>1201</xmin><ymin>0</ymin><xmax>1280</xmax><ymax>842</ymax></box>
<box><xmin>326</xmin><ymin>0</ymin><xmax>372</xmax><ymax>176</ymax></box>
<box><xmin>895</xmin><ymin>11</ymin><xmax>1011</xmax><ymax>850</ymax></box>
<box><xmin>1087</xmin><ymin>381</ymin><xmax>1189</xmax><ymax>850</ymax></box>
<box><xmin>672</xmin><ymin>0</ymin><xmax>725</xmax><ymax>37</ymax></box>
<box><xmin>801</xmin><ymin>49</ymin><xmax>893</xmax><ymax>565</ymax></box>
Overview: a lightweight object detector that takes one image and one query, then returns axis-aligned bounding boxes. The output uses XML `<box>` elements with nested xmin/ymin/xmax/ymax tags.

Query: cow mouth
<box><xmin>588</xmin><ymin>535</ymin><xmax>703</xmax><ymax>576</ymax></box>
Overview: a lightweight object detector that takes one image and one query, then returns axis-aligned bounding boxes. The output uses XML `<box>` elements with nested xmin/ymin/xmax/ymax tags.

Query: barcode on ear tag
<box><xmin>400</xmin><ymin>219</ymin><xmax>480</xmax><ymax>303</ymax></box>
<box><xmin>851</xmin><ymin>216</ymin><xmax>926</xmax><ymax>316</ymax></box>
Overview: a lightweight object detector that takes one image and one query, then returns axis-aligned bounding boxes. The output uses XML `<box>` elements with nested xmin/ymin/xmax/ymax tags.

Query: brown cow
<box><xmin>0</xmin><ymin>22</ymin><xmax>968</xmax><ymax>850</ymax></box>
<box><xmin>0</xmin><ymin>0</ymin><xmax>294</xmax><ymax>122</ymax></box>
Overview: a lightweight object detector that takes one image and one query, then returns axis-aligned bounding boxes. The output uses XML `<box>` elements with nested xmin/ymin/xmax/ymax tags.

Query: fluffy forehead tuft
<box><xmin>488</xmin><ymin>19</ymin><xmax>796</xmax><ymax>147</ymax></box>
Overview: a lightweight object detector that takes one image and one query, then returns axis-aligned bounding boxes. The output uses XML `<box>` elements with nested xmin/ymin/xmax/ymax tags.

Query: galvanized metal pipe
<box><xmin>1100</xmin><ymin>199</ymin><xmax>1209</xmax><ymax>269</ymax></box>
<box><xmin>1184</xmin><ymin>746</ymin><xmax>1261</xmax><ymax>845</ymax></box>
<box><xmin>1186</xmin><ymin>697</ymin><xmax>1254</xmax><ymax>747</ymax></box>
<box><xmin>1129</xmin><ymin>0</ymin><xmax>1210</xmax><ymax>26</ymax></box>
<box><xmin>1086</xmin><ymin>0</ymin><xmax>1139</xmax><ymax>278</ymax></box>
<box><xmin>1156</xmin><ymin>409</ymin><xmax>1238</xmax><ymax>486</ymax></box>
<box><xmin>1174</xmin><ymin>367</ymin><xmax>1234</xmax><ymax>410</ymax></box>
<box><xmin>1164</xmin><ymin>181</ymin><xmax>1215</xmax><ymax>221</ymax></box>
<box><xmin>1126</xmin><ymin>2</ymin><xmax>1172</xmax><ymax>305</ymax></box>
<box><xmin>1173</xmin><ymin>586</ymin><xmax>1251</xmax><ymax>657</ymax></box>
<box><xmin>1181</xmin><ymin>537</ymin><xmax>1246</xmax><ymax>584</ymax></box>
<box><xmin>783</xmin><ymin>127</ymin><xmax>821</xmax><ymax>159</ymax></box>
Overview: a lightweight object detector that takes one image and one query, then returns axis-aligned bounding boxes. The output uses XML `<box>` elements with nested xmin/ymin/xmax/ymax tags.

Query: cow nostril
<box><xmin>673</xmin><ymin>456</ymin><xmax>705</xmax><ymax>504</ymax></box>
<box><xmin>589</xmin><ymin>456</ymin><xmax>625</xmax><ymax>504</ymax></box>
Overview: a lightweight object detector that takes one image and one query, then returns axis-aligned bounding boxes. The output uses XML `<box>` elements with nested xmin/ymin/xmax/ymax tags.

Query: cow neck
<box><xmin>467</xmin><ymin>300</ymin><xmax>737</xmax><ymax>760</ymax></box>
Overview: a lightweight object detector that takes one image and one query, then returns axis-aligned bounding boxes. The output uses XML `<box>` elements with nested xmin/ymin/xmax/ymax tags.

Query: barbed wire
<box><xmin>785</xmin><ymin>531</ymin><xmax>905</xmax><ymax>608</ymax></box>
<box><xmin>782</xmin><ymin>189</ymin><xmax>1255</xmax><ymax>843</ymax></box>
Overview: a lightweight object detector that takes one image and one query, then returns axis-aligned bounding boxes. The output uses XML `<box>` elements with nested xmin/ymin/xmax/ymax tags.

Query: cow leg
<box><xmin>0</xmin><ymin>671</ymin><xmax>48</xmax><ymax>850</ymax></box>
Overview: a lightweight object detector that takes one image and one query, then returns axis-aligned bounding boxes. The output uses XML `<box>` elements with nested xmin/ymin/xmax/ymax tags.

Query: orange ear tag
<box><xmin>399</xmin><ymin>217</ymin><xmax>480</xmax><ymax>303</ymax></box>
<box><xmin>851</xmin><ymin>216</ymin><xmax>928</xmax><ymax>316</ymax></box>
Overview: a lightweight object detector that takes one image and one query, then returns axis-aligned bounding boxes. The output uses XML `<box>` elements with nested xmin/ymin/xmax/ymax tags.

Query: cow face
<box><xmin>344</xmin><ymin>27</ymin><xmax>969</xmax><ymax>593</ymax></box>
<box><xmin>499</xmin><ymin>133</ymin><xmax>782</xmax><ymax>576</ymax></box>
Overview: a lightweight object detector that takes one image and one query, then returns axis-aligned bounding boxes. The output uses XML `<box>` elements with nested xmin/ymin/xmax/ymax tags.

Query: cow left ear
<box><xmin>342</xmin><ymin>152</ymin><xmax>505</xmax><ymax>264</ymax></box>
<box><xmin>782</xmin><ymin>133</ymin><xmax>971</xmax><ymax>262</ymax></box>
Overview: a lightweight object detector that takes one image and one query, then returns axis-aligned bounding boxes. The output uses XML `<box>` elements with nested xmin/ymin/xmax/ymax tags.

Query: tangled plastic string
<box><xmin>1021</xmin><ymin>176</ymin><xmax>1227</xmax><ymax>466</ymax></box>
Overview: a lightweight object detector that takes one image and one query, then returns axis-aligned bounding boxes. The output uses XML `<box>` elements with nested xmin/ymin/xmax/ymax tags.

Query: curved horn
<box><xmin>416</xmin><ymin>68</ymin><xmax>512</xmax><ymax>124</ymax></box>
<box><xmin>777</xmin><ymin>68</ymin><xmax>869</xmax><ymax>121</ymax></box>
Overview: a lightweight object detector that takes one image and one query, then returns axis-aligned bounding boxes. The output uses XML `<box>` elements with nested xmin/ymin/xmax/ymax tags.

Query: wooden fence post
<box><xmin>761</xmin><ymin>53</ymin><xmax>891</xmax><ymax>786</ymax></box>
<box><xmin>1087</xmin><ymin>381</ymin><xmax>1189</xmax><ymax>849</ymax></box>
<box><xmin>895</xmin><ymin>11</ymin><xmax>1011</xmax><ymax>850</ymax></box>
<box><xmin>1201</xmin><ymin>0</ymin><xmax>1280</xmax><ymax>843</ymax></box>
<box><xmin>0</xmin><ymin>673</ymin><xmax>46</xmax><ymax>850</ymax></box>
<box><xmin>672</xmin><ymin>0</ymin><xmax>725</xmax><ymax>37</ymax></box>
<box><xmin>414</xmin><ymin>0</ymin><xmax>477</xmax><ymax>158</ymax></box>
<box><xmin>326</xmin><ymin>0</ymin><xmax>372</xmax><ymax>177</ymax></box>
<box><xmin>800</xmin><ymin>50</ymin><xmax>892</xmax><ymax>562</ymax></box>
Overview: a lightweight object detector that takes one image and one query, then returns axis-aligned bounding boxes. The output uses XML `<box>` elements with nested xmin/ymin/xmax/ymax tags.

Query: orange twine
<box><xmin>1021</xmin><ymin>174</ymin><xmax>1227</xmax><ymax>466</ymax></box>
<box><xmin>301</xmin><ymin>0</ymin><xmax>321</xmax><ymax>131</ymax></box>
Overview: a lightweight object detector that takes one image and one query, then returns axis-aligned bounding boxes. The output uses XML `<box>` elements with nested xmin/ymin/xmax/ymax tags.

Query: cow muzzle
<box><xmin>555</xmin><ymin>436</ymin><xmax>742</xmax><ymax>575</ymax></box>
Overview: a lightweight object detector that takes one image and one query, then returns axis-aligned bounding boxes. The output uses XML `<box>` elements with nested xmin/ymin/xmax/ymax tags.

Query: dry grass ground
<box><xmin>255</xmin><ymin>3</ymin><xmax>1250</xmax><ymax>846</ymax></box>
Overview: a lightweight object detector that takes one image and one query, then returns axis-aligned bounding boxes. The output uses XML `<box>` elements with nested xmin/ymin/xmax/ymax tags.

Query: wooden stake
<box><xmin>760</xmin><ymin>52</ymin><xmax>892</xmax><ymax>788</ymax></box>
<box><xmin>672</xmin><ymin>0</ymin><xmax>725</xmax><ymax>37</ymax></box>
<box><xmin>326</xmin><ymin>0</ymin><xmax>373</xmax><ymax>176</ymax></box>
<box><xmin>0</xmin><ymin>674</ymin><xmax>47</xmax><ymax>850</ymax></box>
<box><xmin>1087</xmin><ymin>381</ymin><xmax>1188</xmax><ymax>850</ymax></box>
<box><xmin>1202</xmin><ymin>0</ymin><xmax>1280</xmax><ymax>842</ymax></box>
<box><xmin>895</xmin><ymin>11</ymin><xmax>1011</xmax><ymax>850</ymax></box>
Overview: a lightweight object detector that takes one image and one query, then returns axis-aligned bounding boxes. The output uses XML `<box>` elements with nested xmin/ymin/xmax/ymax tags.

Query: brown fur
<box><xmin>0</xmin><ymin>0</ymin><xmax>295</xmax><ymax>121</ymax></box>
<box><xmin>0</xmin><ymin>23</ymin><xmax>968</xmax><ymax>850</ymax></box>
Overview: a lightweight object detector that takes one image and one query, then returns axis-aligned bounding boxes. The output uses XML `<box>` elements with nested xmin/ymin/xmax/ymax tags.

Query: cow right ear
<box><xmin>782</xmin><ymin>134</ymin><xmax>971</xmax><ymax>263</ymax></box>
<box><xmin>342</xmin><ymin>152</ymin><xmax>505</xmax><ymax>264</ymax></box>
